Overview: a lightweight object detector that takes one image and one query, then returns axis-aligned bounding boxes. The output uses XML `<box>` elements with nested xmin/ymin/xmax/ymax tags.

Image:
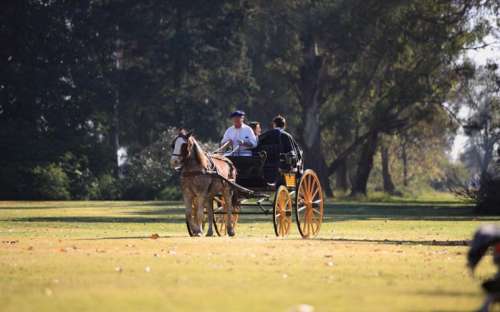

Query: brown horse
<box><xmin>170</xmin><ymin>131</ymin><xmax>237</xmax><ymax>236</ymax></box>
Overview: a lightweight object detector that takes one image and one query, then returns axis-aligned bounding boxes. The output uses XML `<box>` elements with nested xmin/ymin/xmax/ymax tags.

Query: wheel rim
<box><xmin>273</xmin><ymin>186</ymin><xmax>292</xmax><ymax>237</ymax></box>
<box><xmin>186</xmin><ymin>198</ymin><xmax>207</xmax><ymax>237</ymax></box>
<box><xmin>213</xmin><ymin>196</ymin><xmax>239</xmax><ymax>236</ymax></box>
<box><xmin>295</xmin><ymin>170</ymin><xmax>324</xmax><ymax>238</ymax></box>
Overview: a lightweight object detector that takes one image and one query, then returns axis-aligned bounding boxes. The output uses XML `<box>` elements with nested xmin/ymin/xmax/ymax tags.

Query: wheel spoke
<box><xmin>302</xmin><ymin>179</ymin><xmax>309</xmax><ymax>199</ymax></box>
<box><xmin>311</xmin><ymin>187</ymin><xmax>320</xmax><ymax>200</ymax></box>
<box><xmin>312</xmin><ymin>208</ymin><xmax>322</xmax><ymax>215</ymax></box>
<box><xmin>307</xmin><ymin>176</ymin><xmax>314</xmax><ymax>195</ymax></box>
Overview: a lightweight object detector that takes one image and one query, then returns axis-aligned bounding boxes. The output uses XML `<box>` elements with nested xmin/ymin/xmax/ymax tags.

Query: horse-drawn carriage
<box><xmin>171</xmin><ymin>129</ymin><xmax>324</xmax><ymax>239</ymax></box>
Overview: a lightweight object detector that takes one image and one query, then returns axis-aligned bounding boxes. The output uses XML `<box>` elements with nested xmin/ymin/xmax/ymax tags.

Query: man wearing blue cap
<box><xmin>221</xmin><ymin>110</ymin><xmax>257</xmax><ymax>156</ymax></box>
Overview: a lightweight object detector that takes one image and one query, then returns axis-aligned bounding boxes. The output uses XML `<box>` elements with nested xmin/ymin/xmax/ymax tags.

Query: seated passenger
<box><xmin>249</xmin><ymin>121</ymin><xmax>262</xmax><ymax>138</ymax></box>
<box><xmin>259</xmin><ymin>115</ymin><xmax>303</xmax><ymax>170</ymax></box>
<box><xmin>221</xmin><ymin>110</ymin><xmax>257</xmax><ymax>157</ymax></box>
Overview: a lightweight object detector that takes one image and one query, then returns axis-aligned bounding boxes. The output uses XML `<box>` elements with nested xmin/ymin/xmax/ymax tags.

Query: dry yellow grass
<box><xmin>0</xmin><ymin>201</ymin><xmax>498</xmax><ymax>312</ymax></box>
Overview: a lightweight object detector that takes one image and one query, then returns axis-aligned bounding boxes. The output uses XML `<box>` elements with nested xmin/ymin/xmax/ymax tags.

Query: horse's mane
<box><xmin>189</xmin><ymin>137</ymin><xmax>209</xmax><ymax>169</ymax></box>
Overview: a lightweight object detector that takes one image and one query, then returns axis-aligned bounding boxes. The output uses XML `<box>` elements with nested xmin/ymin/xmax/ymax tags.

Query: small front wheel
<box><xmin>213</xmin><ymin>195</ymin><xmax>239</xmax><ymax>236</ymax></box>
<box><xmin>273</xmin><ymin>185</ymin><xmax>293</xmax><ymax>237</ymax></box>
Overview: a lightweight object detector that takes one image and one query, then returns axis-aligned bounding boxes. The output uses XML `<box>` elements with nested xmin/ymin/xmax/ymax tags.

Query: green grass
<box><xmin>333</xmin><ymin>190</ymin><xmax>469</xmax><ymax>205</ymax></box>
<box><xmin>0</xmin><ymin>200</ymin><xmax>498</xmax><ymax>312</ymax></box>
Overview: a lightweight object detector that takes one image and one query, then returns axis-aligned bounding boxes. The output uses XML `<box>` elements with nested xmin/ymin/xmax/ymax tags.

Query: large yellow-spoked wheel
<box><xmin>186</xmin><ymin>198</ymin><xmax>208</xmax><ymax>237</ymax></box>
<box><xmin>213</xmin><ymin>195</ymin><xmax>239</xmax><ymax>236</ymax></box>
<box><xmin>273</xmin><ymin>185</ymin><xmax>292</xmax><ymax>237</ymax></box>
<box><xmin>295</xmin><ymin>170</ymin><xmax>324</xmax><ymax>238</ymax></box>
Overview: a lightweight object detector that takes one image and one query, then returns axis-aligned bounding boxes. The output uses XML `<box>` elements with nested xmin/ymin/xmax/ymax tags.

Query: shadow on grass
<box><xmin>7</xmin><ymin>203</ymin><xmax>499</xmax><ymax>225</ymax></box>
<box><xmin>0</xmin><ymin>206</ymin><xmax>72</xmax><ymax>210</ymax></box>
<box><xmin>10</xmin><ymin>216</ymin><xmax>184</xmax><ymax>224</ymax></box>
<box><xmin>325</xmin><ymin>237</ymin><xmax>470</xmax><ymax>247</ymax></box>
<box><xmin>332</xmin><ymin>201</ymin><xmax>473</xmax><ymax>206</ymax></box>
<box><xmin>414</xmin><ymin>290</ymin><xmax>479</xmax><ymax>298</ymax></box>
<box><xmin>77</xmin><ymin>235</ymin><xmax>180</xmax><ymax>240</ymax></box>
<box><xmin>332</xmin><ymin>215</ymin><xmax>500</xmax><ymax>222</ymax></box>
<box><xmin>128</xmin><ymin>204</ymin><xmax>490</xmax><ymax>222</ymax></box>
<box><xmin>74</xmin><ymin>235</ymin><xmax>471</xmax><ymax>247</ymax></box>
<box><xmin>0</xmin><ymin>201</ymin><xmax>183</xmax><ymax>211</ymax></box>
<box><xmin>326</xmin><ymin>205</ymin><xmax>500</xmax><ymax>222</ymax></box>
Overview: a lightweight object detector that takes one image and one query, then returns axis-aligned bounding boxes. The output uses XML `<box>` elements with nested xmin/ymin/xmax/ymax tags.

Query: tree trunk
<box><xmin>300</xmin><ymin>101</ymin><xmax>332</xmax><ymax>196</ymax></box>
<box><xmin>401</xmin><ymin>142</ymin><xmax>408</xmax><ymax>187</ymax></box>
<box><xmin>113</xmin><ymin>27</ymin><xmax>123</xmax><ymax>178</ymax></box>
<box><xmin>297</xmin><ymin>36</ymin><xmax>333</xmax><ymax>196</ymax></box>
<box><xmin>335</xmin><ymin>158</ymin><xmax>349</xmax><ymax>191</ymax></box>
<box><xmin>381</xmin><ymin>145</ymin><xmax>396</xmax><ymax>194</ymax></box>
<box><xmin>350</xmin><ymin>131</ymin><xmax>379</xmax><ymax>196</ymax></box>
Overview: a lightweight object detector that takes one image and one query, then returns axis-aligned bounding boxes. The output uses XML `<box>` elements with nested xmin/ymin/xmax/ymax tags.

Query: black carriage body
<box><xmin>227</xmin><ymin>128</ymin><xmax>304</xmax><ymax>191</ymax></box>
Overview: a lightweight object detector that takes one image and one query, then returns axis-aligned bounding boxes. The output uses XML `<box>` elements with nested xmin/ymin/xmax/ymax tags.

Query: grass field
<box><xmin>0</xmin><ymin>199</ymin><xmax>499</xmax><ymax>312</ymax></box>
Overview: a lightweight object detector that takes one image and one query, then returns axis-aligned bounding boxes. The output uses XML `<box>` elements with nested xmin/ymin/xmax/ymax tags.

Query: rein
<box><xmin>173</xmin><ymin>135</ymin><xmax>240</xmax><ymax>191</ymax></box>
<box><xmin>212</xmin><ymin>141</ymin><xmax>231</xmax><ymax>154</ymax></box>
<box><xmin>173</xmin><ymin>140</ymin><xmax>258</xmax><ymax>198</ymax></box>
<box><xmin>181</xmin><ymin>168</ymin><xmax>255</xmax><ymax>197</ymax></box>
<box><xmin>180</xmin><ymin>153</ymin><xmax>219</xmax><ymax>178</ymax></box>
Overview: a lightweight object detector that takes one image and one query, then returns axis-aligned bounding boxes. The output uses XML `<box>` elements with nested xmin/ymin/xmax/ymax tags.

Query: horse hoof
<box><xmin>228</xmin><ymin>229</ymin><xmax>235</xmax><ymax>237</ymax></box>
<box><xmin>206</xmin><ymin>231</ymin><xmax>214</xmax><ymax>237</ymax></box>
<box><xmin>193</xmin><ymin>232</ymin><xmax>203</xmax><ymax>237</ymax></box>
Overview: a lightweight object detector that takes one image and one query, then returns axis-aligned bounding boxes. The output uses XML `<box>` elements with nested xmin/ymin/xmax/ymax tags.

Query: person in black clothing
<box><xmin>271</xmin><ymin>115</ymin><xmax>302</xmax><ymax>167</ymax></box>
<box><xmin>258</xmin><ymin>115</ymin><xmax>303</xmax><ymax>174</ymax></box>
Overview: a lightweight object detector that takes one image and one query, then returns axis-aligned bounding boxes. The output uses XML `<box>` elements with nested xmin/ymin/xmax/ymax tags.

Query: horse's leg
<box><xmin>194</xmin><ymin>195</ymin><xmax>205</xmax><ymax>237</ymax></box>
<box><xmin>205</xmin><ymin>195</ymin><xmax>214</xmax><ymax>237</ymax></box>
<box><xmin>183</xmin><ymin>193</ymin><xmax>198</xmax><ymax>236</ymax></box>
<box><xmin>223</xmin><ymin>186</ymin><xmax>235</xmax><ymax>237</ymax></box>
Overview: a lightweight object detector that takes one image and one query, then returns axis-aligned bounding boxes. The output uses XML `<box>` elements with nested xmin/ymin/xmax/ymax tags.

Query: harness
<box><xmin>173</xmin><ymin>134</ymin><xmax>252</xmax><ymax>195</ymax></box>
<box><xmin>181</xmin><ymin>153</ymin><xmax>218</xmax><ymax>177</ymax></box>
<box><xmin>180</xmin><ymin>153</ymin><xmax>254</xmax><ymax>196</ymax></box>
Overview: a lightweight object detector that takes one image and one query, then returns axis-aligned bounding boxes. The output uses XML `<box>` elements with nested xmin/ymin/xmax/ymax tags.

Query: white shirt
<box><xmin>221</xmin><ymin>124</ymin><xmax>257</xmax><ymax>156</ymax></box>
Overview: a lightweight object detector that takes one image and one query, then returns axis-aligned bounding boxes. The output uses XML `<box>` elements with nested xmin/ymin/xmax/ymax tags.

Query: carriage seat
<box><xmin>227</xmin><ymin>130</ymin><xmax>296</xmax><ymax>188</ymax></box>
<box><xmin>227</xmin><ymin>152</ymin><xmax>267</xmax><ymax>188</ymax></box>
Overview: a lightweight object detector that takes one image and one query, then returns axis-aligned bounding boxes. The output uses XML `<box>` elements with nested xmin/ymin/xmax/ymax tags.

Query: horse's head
<box><xmin>170</xmin><ymin>131</ymin><xmax>192</xmax><ymax>169</ymax></box>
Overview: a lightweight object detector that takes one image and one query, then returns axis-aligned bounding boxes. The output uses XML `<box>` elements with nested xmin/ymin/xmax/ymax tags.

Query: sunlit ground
<box><xmin>0</xmin><ymin>200</ymin><xmax>499</xmax><ymax>312</ymax></box>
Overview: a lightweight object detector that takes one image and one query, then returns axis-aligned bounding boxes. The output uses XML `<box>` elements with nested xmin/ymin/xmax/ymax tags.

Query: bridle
<box><xmin>170</xmin><ymin>133</ymin><xmax>241</xmax><ymax>189</ymax></box>
<box><xmin>171</xmin><ymin>134</ymin><xmax>189</xmax><ymax>164</ymax></box>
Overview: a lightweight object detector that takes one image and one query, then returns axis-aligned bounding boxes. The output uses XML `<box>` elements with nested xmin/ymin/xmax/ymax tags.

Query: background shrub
<box><xmin>157</xmin><ymin>186</ymin><xmax>183</xmax><ymax>200</ymax></box>
<box><xmin>32</xmin><ymin>164</ymin><xmax>71</xmax><ymax>200</ymax></box>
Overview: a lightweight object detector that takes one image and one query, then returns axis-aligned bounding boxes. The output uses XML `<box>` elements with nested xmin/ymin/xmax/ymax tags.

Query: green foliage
<box><xmin>157</xmin><ymin>186</ymin><xmax>183</xmax><ymax>201</ymax></box>
<box><xmin>59</xmin><ymin>153</ymin><xmax>96</xmax><ymax>200</ymax></box>
<box><xmin>1</xmin><ymin>0</ymin><xmax>498</xmax><ymax>199</ymax></box>
<box><xmin>334</xmin><ymin>190</ymin><xmax>465</xmax><ymax>204</ymax></box>
<box><xmin>89</xmin><ymin>174</ymin><xmax>122</xmax><ymax>200</ymax></box>
<box><xmin>121</xmin><ymin>129</ymin><xmax>176</xmax><ymax>200</ymax></box>
<box><xmin>32</xmin><ymin>164</ymin><xmax>71</xmax><ymax>200</ymax></box>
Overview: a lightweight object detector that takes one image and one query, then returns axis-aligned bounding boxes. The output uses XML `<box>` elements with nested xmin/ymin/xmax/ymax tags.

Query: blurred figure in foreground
<box><xmin>468</xmin><ymin>224</ymin><xmax>500</xmax><ymax>312</ymax></box>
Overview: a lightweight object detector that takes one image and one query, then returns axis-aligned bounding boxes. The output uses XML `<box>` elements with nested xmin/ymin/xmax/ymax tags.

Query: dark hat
<box><xmin>229</xmin><ymin>110</ymin><xmax>245</xmax><ymax>118</ymax></box>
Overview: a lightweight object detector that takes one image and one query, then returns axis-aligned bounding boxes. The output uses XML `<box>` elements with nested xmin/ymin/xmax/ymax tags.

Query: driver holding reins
<box><xmin>221</xmin><ymin>110</ymin><xmax>257</xmax><ymax>156</ymax></box>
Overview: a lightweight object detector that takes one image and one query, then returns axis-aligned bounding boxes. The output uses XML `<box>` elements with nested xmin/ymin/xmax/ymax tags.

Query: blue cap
<box><xmin>229</xmin><ymin>110</ymin><xmax>245</xmax><ymax>118</ymax></box>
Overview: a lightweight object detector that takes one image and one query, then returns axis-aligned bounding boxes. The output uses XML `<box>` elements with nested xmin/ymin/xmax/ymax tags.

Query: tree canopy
<box><xmin>1</xmin><ymin>0</ymin><xmax>498</xmax><ymax>199</ymax></box>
